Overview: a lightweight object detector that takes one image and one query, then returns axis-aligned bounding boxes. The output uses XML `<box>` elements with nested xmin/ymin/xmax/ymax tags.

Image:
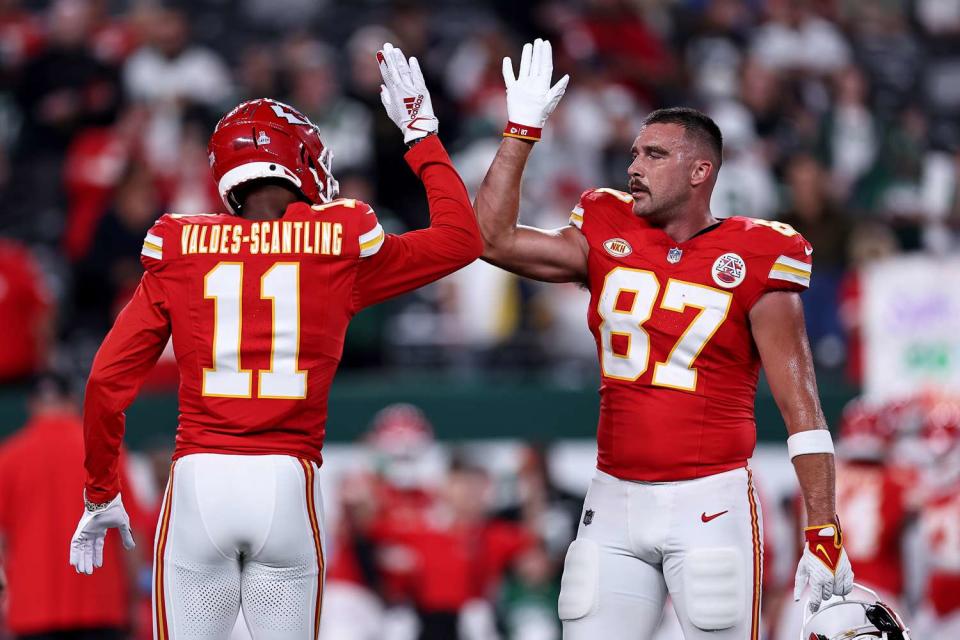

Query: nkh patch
<box><xmin>711</xmin><ymin>252</ymin><xmax>746</xmax><ymax>288</ymax></box>
<box><xmin>603</xmin><ymin>238</ymin><xmax>632</xmax><ymax>258</ymax></box>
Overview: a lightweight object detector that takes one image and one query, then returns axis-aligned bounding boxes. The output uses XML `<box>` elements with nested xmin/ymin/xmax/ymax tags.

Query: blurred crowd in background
<box><xmin>1</xmin><ymin>0</ymin><xmax>959</xmax><ymax>387</ymax></box>
<box><xmin>2</xmin><ymin>0</ymin><xmax>960</xmax><ymax>639</ymax></box>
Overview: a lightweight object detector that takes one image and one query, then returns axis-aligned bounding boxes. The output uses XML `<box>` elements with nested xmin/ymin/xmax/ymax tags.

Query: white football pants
<box><xmin>153</xmin><ymin>454</ymin><xmax>326</xmax><ymax>640</ymax></box>
<box><xmin>560</xmin><ymin>467</ymin><xmax>763</xmax><ymax>640</ymax></box>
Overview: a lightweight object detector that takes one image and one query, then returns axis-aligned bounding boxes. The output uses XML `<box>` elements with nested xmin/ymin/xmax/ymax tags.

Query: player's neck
<box><xmin>241</xmin><ymin>185</ymin><xmax>301</xmax><ymax>221</ymax></box>
<box><xmin>659</xmin><ymin>208</ymin><xmax>718</xmax><ymax>243</ymax></box>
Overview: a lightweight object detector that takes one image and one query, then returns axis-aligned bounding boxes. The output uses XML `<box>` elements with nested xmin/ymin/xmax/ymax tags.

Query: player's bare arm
<box><xmin>750</xmin><ymin>290</ymin><xmax>853</xmax><ymax>610</ymax></box>
<box><xmin>473</xmin><ymin>39</ymin><xmax>584</xmax><ymax>283</ymax></box>
<box><xmin>475</xmin><ymin>136</ymin><xmax>587</xmax><ymax>283</ymax></box>
<box><xmin>751</xmin><ymin>291</ymin><xmax>833</xmax><ymax>520</ymax></box>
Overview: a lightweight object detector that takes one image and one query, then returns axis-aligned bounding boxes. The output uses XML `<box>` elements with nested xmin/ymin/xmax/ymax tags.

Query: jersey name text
<box><xmin>180</xmin><ymin>221</ymin><xmax>344</xmax><ymax>256</ymax></box>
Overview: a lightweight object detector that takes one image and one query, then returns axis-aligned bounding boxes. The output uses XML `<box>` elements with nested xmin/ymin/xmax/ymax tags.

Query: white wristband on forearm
<box><xmin>787</xmin><ymin>429</ymin><xmax>835</xmax><ymax>459</ymax></box>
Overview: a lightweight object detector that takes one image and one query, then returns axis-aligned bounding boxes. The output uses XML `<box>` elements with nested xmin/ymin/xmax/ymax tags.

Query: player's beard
<box><xmin>632</xmin><ymin>184</ymin><xmax>688</xmax><ymax>227</ymax></box>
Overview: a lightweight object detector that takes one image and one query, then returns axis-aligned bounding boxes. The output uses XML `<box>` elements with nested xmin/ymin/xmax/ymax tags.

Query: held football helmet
<box><xmin>801</xmin><ymin>584</ymin><xmax>911</xmax><ymax>640</ymax></box>
<box><xmin>208</xmin><ymin>98</ymin><xmax>338</xmax><ymax>214</ymax></box>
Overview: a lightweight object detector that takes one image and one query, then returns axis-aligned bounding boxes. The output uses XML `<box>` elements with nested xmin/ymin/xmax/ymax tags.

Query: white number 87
<box><xmin>597</xmin><ymin>267</ymin><xmax>732</xmax><ymax>390</ymax></box>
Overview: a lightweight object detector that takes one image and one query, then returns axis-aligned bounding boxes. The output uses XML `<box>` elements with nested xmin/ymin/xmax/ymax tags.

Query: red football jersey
<box><xmin>83</xmin><ymin>136</ymin><xmax>481</xmax><ymax>502</ymax></box>
<box><xmin>570</xmin><ymin>188</ymin><xmax>813</xmax><ymax>481</ymax></box>
<box><xmin>921</xmin><ymin>483</ymin><xmax>960</xmax><ymax>615</ymax></box>
<box><xmin>835</xmin><ymin>461</ymin><xmax>909</xmax><ymax>596</ymax></box>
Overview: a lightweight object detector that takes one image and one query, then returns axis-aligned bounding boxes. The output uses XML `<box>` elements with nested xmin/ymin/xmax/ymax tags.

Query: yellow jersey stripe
<box><xmin>359</xmin><ymin>231</ymin><xmax>384</xmax><ymax>251</ymax></box>
<box><xmin>770</xmin><ymin>263</ymin><xmax>810</xmax><ymax>278</ymax></box>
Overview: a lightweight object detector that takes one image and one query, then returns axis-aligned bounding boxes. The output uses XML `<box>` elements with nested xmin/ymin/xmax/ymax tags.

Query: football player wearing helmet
<box><xmin>474</xmin><ymin>39</ymin><xmax>852</xmax><ymax>639</ymax></box>
<box><xmin>70</xmin><ymin>43</ymin><xmax>481</xmax><ymax>639</ymax></box>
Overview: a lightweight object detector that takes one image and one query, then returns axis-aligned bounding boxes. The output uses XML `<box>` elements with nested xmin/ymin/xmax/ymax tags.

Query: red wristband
<box><xmin>503</xmin><ymin>121</ymin><xmax>542</xmax><ymax>142</ymax></box>
<box><xmin>804</xmin><ymin>516</ymin><xmax>844</xmax><ymax>572</ymax></box>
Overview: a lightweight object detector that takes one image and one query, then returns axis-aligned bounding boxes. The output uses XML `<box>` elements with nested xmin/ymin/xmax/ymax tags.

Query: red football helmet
<box><xmin>838</xmin><ymin>398</ymin><xmax>891</xmax><ymax>461</ymax></box>
<box><xmin>208</xmin><ymin>98</ymin><xmax>338</xmax><ymax>214</ymax></box>
<box><xmin>920</xmin><ymin>398</ymin><xmax>960</xmax><ymax>460</ymax></box>
<box><xmin>366</xmin><ymin>403</ymin><xmax>435</xmax><ymax>457</ymax></box>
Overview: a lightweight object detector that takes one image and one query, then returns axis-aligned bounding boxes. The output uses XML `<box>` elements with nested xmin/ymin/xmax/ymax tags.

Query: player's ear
<box><xmin>690</xmin><ymin>159</ymin><xmax>714</xmax><ymax>187</ymax></box>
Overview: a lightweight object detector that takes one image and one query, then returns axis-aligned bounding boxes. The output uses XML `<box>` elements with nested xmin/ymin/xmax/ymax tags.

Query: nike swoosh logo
<box><xmin>701</xmin><ymin>510</ymin><xmax>728</xmax><ymax>523</ymax></box>
<box><xmin>814</xmin><ymin>543</ymin><xmax>836</xmax><ymax>570</ymax></box>
<box><xmin>804</xmin><ymin>245</ymin><xmax>813</xmax><ymax>256</ymax></box>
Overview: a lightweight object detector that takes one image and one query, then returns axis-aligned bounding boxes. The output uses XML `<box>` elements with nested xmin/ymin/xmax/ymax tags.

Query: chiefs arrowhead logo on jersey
<box><xmin>711</xmin><ymin>252</ymin><xmax>746</xmax><ymax>288</ymax></box>
<box><xmin>603</xmin><ymin>238</ymin><xmax>632</xmax><ymax>258</ymax></box>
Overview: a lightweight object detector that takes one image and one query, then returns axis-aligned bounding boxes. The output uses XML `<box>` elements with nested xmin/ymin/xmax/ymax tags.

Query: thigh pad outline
<box><xmin>682</xmin><ymin>547</ymin><xmax>744</xmax><ymax>631</ymax></box>
<box><xmin>558</xmin><ymin>539</ymin><xmax>600</xmax><ymax>621</ymax></box>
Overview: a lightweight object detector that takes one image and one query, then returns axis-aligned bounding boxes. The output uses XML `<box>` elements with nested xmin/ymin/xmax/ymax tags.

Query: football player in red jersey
<box><xmin>833</xmin><ymin>399</ymin><xmax>910</xmax><ymax>603</ymax></box>
<box><xmin>67</xmin><ymin>43</ymin><xmax>482</xmax><ymax>639</ymax></box>
<box><xmin>916</xmin><ymin>398</ymin><xmax>960</xmax><ymax>640</ymax></box>
<box><xmin>474</xmin><ymin>39</ymin><xmax>852</xmax><ymax>639</ymax></box>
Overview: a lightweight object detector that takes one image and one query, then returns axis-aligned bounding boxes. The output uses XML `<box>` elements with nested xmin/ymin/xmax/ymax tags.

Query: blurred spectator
<box><xmin>404</xmin><ymin>456</ymin><xmax>531</xmax><ymax>640</ymax></box>
<box><xmin>0</xmin><ymin>0</ymin><xmax>44</xmax><ymax>82</ymax></box>
<box><xmin>709</xmin><ymin>100</ymin><xmax>778</xmax><ymax>219</ymax></box>
<box><xmin>322</xmin><ymin>405</ymin><xmax>442</xmax><ymax>640</ymax></box>
<box><xmin>834</xmin><ymin>399</ymin><xmax>912</xmax><ymax>604</ymax></box>
<box><xmin>122</xmin><ymin>6</ymin><xmax>231</xmax><ymax>173</ymax></box>
<box><xmin>74</xmin><ymin>160</ymin><xmax>160</xmax><ymax>333</ymax></box>
<box><xmin>823</xmin><ymin>65</ymin><xmax>877</xmax><ymax>201</ymax></box>
<box><xmin>5</xmin><ymin>0</ymin><xmax>120</xmax><ymax>243</ymax></box>
<box><xmin>916</xmin><ymin>400</ymin><xmax>960</xmax><ymax>639</ymax></box>
<box><xmin>749</xmin><ymin>0</ymin><xmax>851</xmax><ymax>75</ymax></box>
<box><xmin>495</xmin><ymin>542</ymin><xmax>560</xmax><ymax>640</ymax></box>
<box><xmin>780</xmin><ymin>152</ymin><xmax>852</xmax><ymax>363</ymax></box>
<box><xmin>0</xmin><ymin>240</ymin><xmax>52</xmax><ymax>383</ymax></box>
<box><xmin>0</xmin><ymin>373</ymin><xmax>141</xmax><ymax>639</ymax></box>
<box><xmin>681</xmin><ymin>0</ymin><xmax>752</xmax><ymax>103</ymax></box>
<box><xmin>285</xmin><ymin>39</ymin><xmax>373</xmax><ymax>174</ymax></box>
<box><xmin>837</xmin><ymin>222</ymin><xmax>899</xmax><ymax>384</ymax></box>
<box><xmin>846</xmin><ymin>1</ymin><xmax>921</xmax><ymax>120</ymax></box>
<box><xmin>61</xmin><ymin>106</ymin><xmax>148</xmax><ymax>262</ymax></box>
<box><xmin>235</xmin><ymin>44</ymin><xmax>281</xmax><ymax>102</ymax></box>
<box><xmin>561</xmin><ymin>0</ymin><xmax>677</xmax><ymax>104</ymax></box>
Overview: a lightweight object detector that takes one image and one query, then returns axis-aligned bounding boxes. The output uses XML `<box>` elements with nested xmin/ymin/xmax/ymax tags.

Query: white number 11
<box><xmin>203</xmin><ymin>262</ymin><xmax>306</xmax><ymax>399</ymax></box>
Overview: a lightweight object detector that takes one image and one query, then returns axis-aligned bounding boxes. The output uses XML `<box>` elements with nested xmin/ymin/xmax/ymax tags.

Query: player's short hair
<box><xmin>641</xmin><ymin>107</ymin><xmax>723</xmax><ymax>168</ymax></box>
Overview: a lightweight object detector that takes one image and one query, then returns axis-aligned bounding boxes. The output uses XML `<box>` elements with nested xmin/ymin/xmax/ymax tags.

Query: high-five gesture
<box><xmin>377</xmin><ymin>42</ymin><xmax>439</xmax><ymax>145</ymax></box>
<box><xmin>502</xmin><ymin>38</ymin><xmax>569</xmax><ymax>142</ymax></box>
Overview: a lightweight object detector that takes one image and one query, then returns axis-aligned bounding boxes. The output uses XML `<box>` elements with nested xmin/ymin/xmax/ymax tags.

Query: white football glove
<box><xmin>501</xmin><ymin>38</ymin><xmax>569</xmax><ymax>141</ymax></box>
<box><xmin>793</xmin><ymin>520</ymin><xmax>854</xmax><ymax>612</ymax></box>
<box><xmin>377</xmin><ymin>42</ymin><xmax>438</xmax><ymax>145</ymax></box>
<box><xmin>69</xmin><ymin>493</ymin><xmax>136</xmax><ymax>575</ymax></box>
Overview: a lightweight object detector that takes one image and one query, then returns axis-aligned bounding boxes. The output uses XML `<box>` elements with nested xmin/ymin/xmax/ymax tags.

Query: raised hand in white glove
<box><xmin>501</xmin><ymin>38</ymin><xmax>570</xmax><ymax>142</ymax></box>
<box><xmin>793</xmin><ymin>519</ymin><xmax>854</xmax><ymax>612</ymax></box>
<box><xmin>69</xmin><ymin>493</ymin><xmax>136</xmax><ymax>575</ymax></box>
<box><xmin>377</xmin><ymin>42</ymin><xmax>438</xmax><ymax>145</ymax></box>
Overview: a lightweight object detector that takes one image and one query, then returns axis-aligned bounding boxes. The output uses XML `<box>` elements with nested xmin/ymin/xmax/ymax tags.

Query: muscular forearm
<box><xmin>793</xmin><ymin>451</ymin><xmax>836</xmax><ymax>525</ymax></box>
<box><xmin>474</xmin><ymin>137</ymin><xmax>533</xmax><ymax>256</ymax></box>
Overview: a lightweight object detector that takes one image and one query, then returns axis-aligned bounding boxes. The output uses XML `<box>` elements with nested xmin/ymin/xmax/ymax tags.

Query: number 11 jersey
<box><xmin>570</xmin><ymin>188</ymin><xmax>814</xmax><ymax>482</ymax></box>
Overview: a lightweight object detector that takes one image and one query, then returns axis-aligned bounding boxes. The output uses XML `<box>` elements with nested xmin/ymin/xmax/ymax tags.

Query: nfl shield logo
<box><xmin>583</xmin><ymin>509</ymin><xmax>595</xmax><ymax>526</ymax></box>
<box><xmin>667</xmin><ymin>247</ymin><xmax>683</xmax><ymax>264</ymax></box>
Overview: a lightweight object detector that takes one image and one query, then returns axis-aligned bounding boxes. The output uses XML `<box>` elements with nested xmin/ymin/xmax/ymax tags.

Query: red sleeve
<box><xmin>743</xmin><ymin>222</ymin><xmax>814</xmax><ymax>310</ymax></box>
<box><xmin>83</xmin><ymin>272</ymin><xmax>171</xmax><ymax>503</ymax></box>
<box><xmin>352</xmin><ymin>135</ymin><xmax>483</xmax><ymax>310</ymax></box>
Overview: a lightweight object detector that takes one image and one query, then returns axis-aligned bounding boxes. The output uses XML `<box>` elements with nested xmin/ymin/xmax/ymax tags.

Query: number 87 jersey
<box><xmin>571</xmin><ymin>188</ymin><xmax>814</xmax><ymax>482</ymax></box>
